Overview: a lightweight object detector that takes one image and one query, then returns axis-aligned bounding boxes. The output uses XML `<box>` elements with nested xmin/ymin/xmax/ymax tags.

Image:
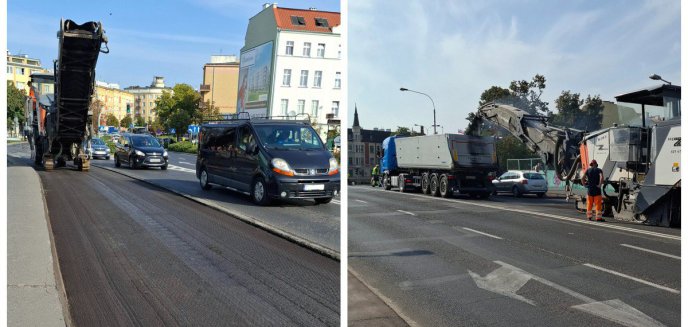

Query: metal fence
<box><xmin>506</xmin><ymin>158</ymin><xmax>545</xmax><ymax>171</ymax></box>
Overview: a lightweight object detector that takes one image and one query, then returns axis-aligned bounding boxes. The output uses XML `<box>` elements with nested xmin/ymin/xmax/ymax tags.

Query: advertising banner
<box><xmin>237</xmin><ymin>41</ymin><xmax>274</xmax><ymax>117</ymax></box>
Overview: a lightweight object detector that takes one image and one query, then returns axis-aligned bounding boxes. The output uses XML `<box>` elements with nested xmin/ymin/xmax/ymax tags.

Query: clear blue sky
<box><xmin>349</xmin><ymin>0</ymin><xmax>681</xmax><ymax>134</ymax></box>
<box><xmin>7</xmin><ymin>0</ymin><xmax>340</xmax><ymax>89</ymax></box>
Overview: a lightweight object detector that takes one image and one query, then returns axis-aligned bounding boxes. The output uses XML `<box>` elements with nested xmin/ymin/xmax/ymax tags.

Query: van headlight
<box><xmin>163</xmin><ymin>150</ymin><xmax>168</xmax><ymax>157</ymax></box>
<box><xmin>328</xmin><ymin>157</ymin><xmax>339</xmax><ymax>175</ymax></box>
<box><xmin>271</xmin><ymin>158</ymin><xmax>294</xmax><ymax>176</ymax></box>
<box><xmin>135</xmin><ymin>150</ymin><xmax>145</xmax><ymax>157</ymax></box>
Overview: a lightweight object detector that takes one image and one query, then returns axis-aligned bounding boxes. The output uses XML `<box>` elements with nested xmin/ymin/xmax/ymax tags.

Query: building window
<box><xmin>281</xmin><ymin>99</ymin><xmax>289</xmax><ymax>115</ymax></box>
<box><xmin>370</xmin><ymin>145</ymin><xmax>374</xmax><ymax>153</ymax></box>
<box><xmin>19</xmin><ymin>68</ymin><xmax>25</xmax><ymax>75</ymax></box>
<box><xmin>300</xmin><ymin>70</ymin><xmax>309</xmax><ymax>87</ymax></box>
<box><xmin>313</xmin><ymin>71</ymin><xmax>322</xmax><ymax>88</ymax></box>
<box><xmin>290</xmin><ymin>16</ymin><xmax>306</xmax><ymax>26</ymax></box>
<box><xmin>297</xmin><ymin>99</ymin><xmax>305</xmax><ymax>114</ymax></box>
<box><xmin>314</xmin><ymin>18</ymin><xmax>329</xmax><ymax>27</ymax></box>
<box><xmin>316</xmin><ymin>43</ymin><xmax>325</xmax><ymax>58</ymax></box>
<box><xmin>7</xmin><ymin>66</ymin><xmax>12</xmax><ymax>74</ymax></box>
<box><xmin>303</xmin><ymin>42</ymin><xmax>311</xmax><ymax>57</ymax></box>
<box><xmin>149</xmin><ymin>102</ymin><xmax>153</xmax><ymax>107</ymax></box>
<box><xmin>143</xmin><ymin>102</ymin><xmax>146</xmax><ymax>107</ymax></box>
<box><xmin>331</xmin><ymin>101</ymin><xmax>339</xmax><ymax>117</ymax></box>
<box><xmin>311</xmin><ymin>100</ymin><xmax>319</xmax><ymax>117</ymax></box>
<box><xmin>282</xmin><ymin>69</ymin><xmax>292</xmax><ymax>86</ymax></box>
<box><xmin>15</xmin><ymin>82</ymin><xmax>24</xmax><ymax>89</ymax></box>
<box><xmin>334</xmin><ymin>72</ymin><xmax>341</xmax><ymax>89</ymax></box>
<box><xmin>286</xmin><ymin>41</ymin><xmax>294</xmax><ymax>55</ymax></box>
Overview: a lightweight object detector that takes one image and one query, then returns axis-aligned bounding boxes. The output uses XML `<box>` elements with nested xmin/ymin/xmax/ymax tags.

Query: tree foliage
<box><xmin>7</xmin><ymin>81</ymin><xmax>26</xmax><ymax>127</ymax></box>
<box><xmin>106</xmin><ymin>113</ymin><xmax>119</xmax><ymax>127</ymax></box>
<box><xmin>90</xmin><ymin>99</ymin><xmax>104</xmax><ymax>131</ymax></box>
<box><xmin>550</xmin><ymin>91</ymin><xmax>603</xmax><ymax>131</ymax></box>
<box><xmin>120</xmin><ymin>115</ymin><xmax>133</xmax><ymax>128</ymax></box>
<box><xmin>134</xmin><ymin>115</ymin><xmax>146</xmax><ymax>126</ymax></box>
<box><xmin>156</xmin><ymin>84</ymin><xmax>201</xmax><ymax>140</ymax></box>
<box><xmin>495</xmin><ymin>135</ymin><xmax>537</xmax><ymax>172</ymax></box>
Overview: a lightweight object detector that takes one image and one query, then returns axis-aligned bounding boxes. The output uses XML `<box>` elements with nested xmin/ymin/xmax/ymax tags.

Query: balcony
<box><xmin>200</xmin><ymin>84</ymin><xmax>210</xmax><ymax>92</ymax></box>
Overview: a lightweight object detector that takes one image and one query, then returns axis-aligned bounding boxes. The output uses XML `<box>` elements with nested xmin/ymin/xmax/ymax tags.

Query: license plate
<box><xmin>304</xmin><ymin>184</ymin><xmax>324</xmax><ymax>191</ymax></box>
<box><xmin>149</xmin><ymin>158</ymin><xmax>161</xmax><ymax>163</ymax></box>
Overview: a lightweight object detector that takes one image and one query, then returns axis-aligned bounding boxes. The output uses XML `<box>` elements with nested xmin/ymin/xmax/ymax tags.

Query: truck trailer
<box><xmin>379</xmin><ymin>134</ymin><xmax>498</xmax><ymax>198</ymax></box>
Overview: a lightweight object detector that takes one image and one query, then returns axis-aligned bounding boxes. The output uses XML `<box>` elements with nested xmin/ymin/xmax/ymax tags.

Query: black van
<box><xmin>196</xmin><ymin>118</ymin><xmax>340</xmax><ymax>205</ymax></box>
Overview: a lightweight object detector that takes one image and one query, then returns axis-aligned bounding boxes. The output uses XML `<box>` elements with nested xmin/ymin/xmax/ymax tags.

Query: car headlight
<box><xmin>271</xmin><ymin>158</ymin><xmax>294</xmax><ymax>176</ymax></box>
<box><xmin>328</xmin><ymin>157</ymin><xmax>339</xmax><ymax>175</ymax></box>
<box><xmin>105</xmin><ymin>148</ymin><xmax>110</xmax><ymax>153</ymax></box>
<box><xmin>135</xmin><ymin>150</ymin><xmax>145</xmax><ymax>156</ymax></box>
<box><xmin>163</xmin><ymin>150</ymin><xmax>168</xmax><ymax>157</ymax></box>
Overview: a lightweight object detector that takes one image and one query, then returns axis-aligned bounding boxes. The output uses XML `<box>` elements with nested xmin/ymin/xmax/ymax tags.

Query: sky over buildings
<box><xmin>7</xmin><ymin>0</ymin><xmax>340</xmax><ymax>89</ymax></box>
<box><xmin>349</xmin><ymin>0</ymin><xmax>681</xmax><ymax>133</ymax></box>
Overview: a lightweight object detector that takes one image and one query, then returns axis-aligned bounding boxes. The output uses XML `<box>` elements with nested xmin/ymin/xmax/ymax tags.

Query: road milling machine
<box><xmin>472</xmin><ymin>84</ymin><xmax>680</xmax><ymax>227</ymax></box>
<box><xmin>24</xmin><ymin>19</ymin><xmax>108</xmax><ymax>171</ymax></box>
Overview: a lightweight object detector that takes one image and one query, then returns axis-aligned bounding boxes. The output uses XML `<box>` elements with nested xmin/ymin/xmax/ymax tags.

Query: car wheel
<box><xmin>106</xmin><ymin>155</ymin><xmax>110</xmax><ymax>160</ymax></box>
<box><xmin>129</xmin><ymin>155</ymin><xmax>137</xmax><ymax>169</ymax></box>
<box><xmin>199</xmin><ymin>167</ymin><xmax>212</xmax><ymax>190</ymax></box>
<box><xmin>161</xmin><ymin>163</ymin><xmax>168</xmax><ymax>170</ymax></box>
<box><xmin>315</xmin><ymin>197</ymin><xmax>333</xmax><ymax>204</ymax></box>
<box><xmin>439</xmin><ymin>174</ymin><xmax>452</xmax><ymax>198</ymax></box>
<box><xmin>512</xmin><ymin>186</ymin><xmax>522</xmax><ymax>198</ymax></box>
<box><xmin>251</xmin><ymin>177</ymin><xmax>271</xmax><ymax>205</ymax></box>
<box><xmin>114</xmin><ymin>155</ymin><xmax>121</xmax><ymax>167</ymax></box>
<box><xmin>430</xmin><ymin>174</ymin><xmax>440</xmax><ymax>197</ymax></box>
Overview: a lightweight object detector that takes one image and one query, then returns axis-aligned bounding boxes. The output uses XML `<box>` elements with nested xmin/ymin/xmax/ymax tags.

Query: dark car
<box><xmin>90</xmin><ymin>137</ymin><xmax>111</xmax><ymax>159</ymax></box>
<box><xmin>492</xmin><ymin>170</ymin><xmax>548</xmax><ymax>197</ymax></box>
<box><xmin>114</xmin><ymin>133</ymin><xmax>168</xmax><ymax>169</ymax></box>
<box><xmin>196</xmin><ymin>119</ymin><xmax>340</xmax><ymax>205</ymax></box>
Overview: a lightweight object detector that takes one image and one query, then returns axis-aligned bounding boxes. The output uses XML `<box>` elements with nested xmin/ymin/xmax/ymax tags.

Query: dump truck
<box><xmin>472</xmin><ymin>83</ymin><xmax>680</xmax><ymax>227</ymax></box>
<box><xmin>24</xmin><ymin>19</ymin><xmax>108</xmax><ymax>171</ymax></box>
<box><xmin>379</xmin><ymin>134</ymin><xmax>498</xmax><ymax>198</ymax></box>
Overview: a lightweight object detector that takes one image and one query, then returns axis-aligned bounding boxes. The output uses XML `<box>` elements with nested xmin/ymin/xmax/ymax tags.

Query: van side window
<box><xmin>238</xmin><ymin>125</ymin><xmax>256</xmax><ymax>152</ymax></box>
<box><xmin>216</xmin><ymin>128</ymin><xmax>236</xmax><ymax>155</ymax></box>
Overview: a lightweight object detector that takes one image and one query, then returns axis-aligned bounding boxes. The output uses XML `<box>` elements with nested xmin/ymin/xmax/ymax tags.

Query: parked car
<box><xmin>492</xmin><ymin>170</ymin><xmax>548</xmax><ymax>197</ymax></box>
<box><xmin>196</xmin><ymin>118</ymin><xmax>340</xmax><ymax>205</ymax></box>
<box><xmin>90</xmin><ymin>137</ymin><xmax>111</xmax><ymax>159</ymax></box>
<box><xmin>114</xmin><ymin>133</ymin><xmax>168</xmax><ymax>169</ymax></box>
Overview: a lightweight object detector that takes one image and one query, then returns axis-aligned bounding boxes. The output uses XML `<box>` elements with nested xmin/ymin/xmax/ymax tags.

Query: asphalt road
<box><xmin>90</xmin><ymin>150</ymin><xmax>341</xmax><ymax>254</ymax></box>
<box><xmin>8</xmin><ymin>144</ymin><xmax>339</xmax><ymax>326</ymax></box>
<box><xmin>348</xmin><ymin>185</ymin><xmax>680</xmax><ymax>327</ymax></box>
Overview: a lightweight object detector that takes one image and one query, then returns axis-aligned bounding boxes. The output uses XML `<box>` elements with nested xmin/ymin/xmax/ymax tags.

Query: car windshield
<box><xmin>91</xmin><ymin>138</ymin><xmax>105</xmax><ymax>145</ymax></box>
<box><xmin>254</xmin><ymin>124</ymin><xmax>324</xmax><ymax>150</ymax></box>
<box><xmin>524</xmin><ymin>173</ymin><xmax>544</xmax><ymax>179</ymax></box>
<box><xmin>131</xmin><ymin>136</ymin><xmax>161</xmax><ymax>147</ymax></box>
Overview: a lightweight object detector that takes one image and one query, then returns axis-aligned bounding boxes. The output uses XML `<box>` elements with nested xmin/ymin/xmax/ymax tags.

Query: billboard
<box><xmin>237</xmin><ymin>41</ymin><xmax>274</xmax><ymax>117</ymax></box>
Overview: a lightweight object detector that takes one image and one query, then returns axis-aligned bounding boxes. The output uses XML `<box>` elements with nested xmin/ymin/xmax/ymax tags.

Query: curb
<box><xmin>93</xmin><ymin>164</ymin><xmax>340</xmax><ymax>260</ymax></box>
<box><xmin>348</xmin><ymin>268</ymin><xmax>418</xmax><ymax>327</ymax></box>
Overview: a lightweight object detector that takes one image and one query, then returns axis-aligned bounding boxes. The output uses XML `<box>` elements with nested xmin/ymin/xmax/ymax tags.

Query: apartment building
<box><xmin>94</xmin><ymin>81</ymin><xmax>135</xmax><ymax>125</ymax></box>
<box><xmin>6</xmin><ymin>51</ymin><xmax>50</xmax><ymax>93</ymax></box>
<box><xmin>200</xmin><ymin>55</ymin><xmax>240</xmax><ymax>114</ymax></box>
<box><xmin>124</xmin><ymin>76</ymin><xmax>173</xmax><ymax>123</ymax></box>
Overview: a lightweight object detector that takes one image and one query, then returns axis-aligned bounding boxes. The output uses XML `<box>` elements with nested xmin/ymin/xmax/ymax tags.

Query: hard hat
<box><xmin>590</xmin><ymin>159</ymin><xmax>598</xmax><ymax>166</ymax></box>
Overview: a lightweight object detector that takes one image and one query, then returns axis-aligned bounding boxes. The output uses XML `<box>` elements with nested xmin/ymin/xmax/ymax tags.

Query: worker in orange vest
<box><xmin>581</xmin><ymin>159</ymin><xmax>604</xmax><ymax>221</ymax></box>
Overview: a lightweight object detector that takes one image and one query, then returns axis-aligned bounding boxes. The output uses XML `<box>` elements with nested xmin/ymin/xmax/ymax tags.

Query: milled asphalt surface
<box><xmin>8</xmin><ymin>143</ymin><xmax>339</xmax><ymax>326</ymax></box>
<box><xmin>91</xmin><ymin>150</ymin><xmax>341</xmax><ymax>256</ymax></box>
<box><xmin>348</xmin><ymin>185</ymin><xmax>680</xmax><ymax>327</ymax></box>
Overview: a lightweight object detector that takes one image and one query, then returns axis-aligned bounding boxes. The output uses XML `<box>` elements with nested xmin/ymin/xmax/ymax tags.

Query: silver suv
<box><xmin>492</xmin><ymin>170</ymin><xmax>548</xmax><ymax>197</ymax></box>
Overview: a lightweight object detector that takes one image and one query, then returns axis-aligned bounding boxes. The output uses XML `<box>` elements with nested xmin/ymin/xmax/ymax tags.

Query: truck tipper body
<box><xmin>379</xmin><ymin>134</ymin><xmax>498</xmax><ymax>198</ymax></box>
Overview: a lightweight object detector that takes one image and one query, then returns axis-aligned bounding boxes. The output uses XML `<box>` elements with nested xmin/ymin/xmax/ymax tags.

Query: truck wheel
<box><xmin>512</xmin><ymin>186</ymin><xmax>522</xmax><ymax>198</ymax></box>
<box><xmin>370</xmin><ymin>177</ymin><xmax>376</xmax><ymax>187</ymax></box>
<box><xmin>439</xmin><ymin>174</ymin><xmax>452</xmax><ymax>198</ymax></box>
<box><xmin>399</xmin><ymin>175</ymin><xmax>406</xmax><ymax>193</ymax></box>
<box><xmin>383</xmin><ymin>174</ymin><xmax>392</xmax><ymax>190</ymax></box>
<box><xmin>430</xmin><ymin>174</ymin><xmax>440</xmax><ymax>197</ymax></box>
<box><xmin>421</xmin><ymin>173</ymin><xmax>431</xmax><ymax>194</ymax></box>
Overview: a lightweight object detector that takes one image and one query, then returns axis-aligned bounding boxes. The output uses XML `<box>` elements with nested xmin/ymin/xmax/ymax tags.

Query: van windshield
<box><xmin>254</xmin><ymin>125</ymin><xmax>324</xmax><ymax>150</ymax></box>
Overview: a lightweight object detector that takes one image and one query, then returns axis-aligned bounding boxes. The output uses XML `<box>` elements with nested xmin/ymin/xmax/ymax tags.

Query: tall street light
<box><xmin>649</xmin><ymin>74</ymin><xmax>672</xmax><ymax>85</ymax></box>
<box><xmin>400</xmin><ymin>87</ymin><xmax>437</xmax><ymax>134</ymax></box>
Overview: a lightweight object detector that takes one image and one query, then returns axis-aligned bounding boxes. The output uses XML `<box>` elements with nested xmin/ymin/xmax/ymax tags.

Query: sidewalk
<box><xmin>7</xmin><ymin>163</ymin><xmax>68</xmax><ymax>326</ymax></box>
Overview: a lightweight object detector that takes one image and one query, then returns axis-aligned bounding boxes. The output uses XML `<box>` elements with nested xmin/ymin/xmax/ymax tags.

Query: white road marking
<box><xmin>331</xmin><ymin>199</ymin><xmax>341</xmax><ymax>205</ymax></box>
<box><xmin>355</xmin><ymin>199</ymin><xmax>368</xmax><ymax>203</ymax></box>
<box><xmin>397</xmin><ymin>210</ymin><xmax>416</xmax><ymax>216</ymax></box>
<box><xmin>461</xmin><ymin>227</ymin><xmax>503</xmax><ymax>240</ymax></box>
<box><xmin>167</xmin><ymin>164</ymin><xmax>195</xmax><ymax>173</ymax></box>
<box><xmin>352</xmin><ymin>187</ymin><xmax>680</xmax><ymax>241</ymax></box>
<box><xmin>620</xmin><ymin>244</ymin><xmax>680</xmax><ymax>260</ymax></box>
<box><xmin>572</xmin><ymin>299</ymin><xmax>666</xmax><ymax>327</ymax></box>
<box><xmin>178</xmin><ymin>161</ymin><xmax>194</xmax><ymax>165</ymax></box>
<box><xmin>583</xmin><ymin>263</ymin><xmax>680</xmax><ymax>294</ymax></box>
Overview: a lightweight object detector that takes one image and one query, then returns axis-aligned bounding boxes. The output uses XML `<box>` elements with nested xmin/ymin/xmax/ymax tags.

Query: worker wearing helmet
<box><xmin>581</xmin><ymin>159</ymin><xmax>604</xmax><ymax>221</ymax></box>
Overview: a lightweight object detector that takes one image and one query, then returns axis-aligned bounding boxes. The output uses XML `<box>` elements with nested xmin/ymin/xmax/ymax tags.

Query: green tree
<box><xmin>478</xmin><ymin>86</ymin><xmax>511</xmax><ymax>106</ymax></box>
<box><xmin>7</xmin><ymin>81</ymin><xmax>26</xmax><ymax>128</ymax></box>
<box><xmin>392</xmin><ymin>126</ymin><xmax>411</xmax><ymax>136</ymax></box>
<box><xmin>90</xmin><ymin>99</ymin><xmax>104</xmax><ymax>132</ymax></box>
<box><xmin>106</xmin><ymin>113</ymin><xmax>119</xmax><ymax>127</ymax></box>
<box><xmin>581</xmin><ymin>95</ymin><xmax>603</xmax><ymax>131</ymax></box>
<box><xmin>156</xmin><ymin>84</ymin><xmax>201</xmax><ymax>141</ymax></box>
<box><xmin>120</xmin><ymin>115</ymin><xmax>133</xmax><ymax>128</ymax></box>
<box><xmin>496</xmin><ymin>135</ymin><xmax>537</xmax><ymax>171</ymax></box>
<box><xmin>550</xmin><ymin>90</ymin><xmax>582</xmax><ymax>127</ymax></box>
<box><xmin>134</xmin><ymin>115</ymin><xmax>146</xmax><ymax>126</ymax></box>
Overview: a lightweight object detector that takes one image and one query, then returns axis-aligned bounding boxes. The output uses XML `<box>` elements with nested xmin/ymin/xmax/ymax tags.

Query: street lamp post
<box><xmin>649</xmin><ymin>74</ymin><xmax>671</xmax><ymax>85</ymax></box>
<box><xmin>414</xmin><ymin>124</ymin><xmax>424</xmax><ymax>135</ymax></box>
<box><xmin>400</xmin><ymin>87</ymin><xmax>437</xmax><ymax>134</ymax></box>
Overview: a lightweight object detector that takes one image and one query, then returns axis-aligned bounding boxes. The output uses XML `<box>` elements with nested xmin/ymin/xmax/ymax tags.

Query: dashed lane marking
<box><xmin>583</xmin><ymin>263</ymin><xmax>680</xmax><ymax>294</ymax></box>
<box><xmin>397</xmin><ymin>210</ymin><xmax>416</xmax><ymax>216</ymax></box>
<box><xmin>460</xmin><ymin>227</ymin><xmax>503</xmax><ymax>240</ymax></box>
<box><xmin>620</xmin><ymin>244</ymin><xmax>680</xmax><ymax>260</ymax></box>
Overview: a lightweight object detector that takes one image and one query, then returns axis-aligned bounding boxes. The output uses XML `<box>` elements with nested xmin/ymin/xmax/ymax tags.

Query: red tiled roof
<box><xmin>273</xmin><ymin>7</ymin><xmax>340</xmax><ymax>33</ymax></box>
